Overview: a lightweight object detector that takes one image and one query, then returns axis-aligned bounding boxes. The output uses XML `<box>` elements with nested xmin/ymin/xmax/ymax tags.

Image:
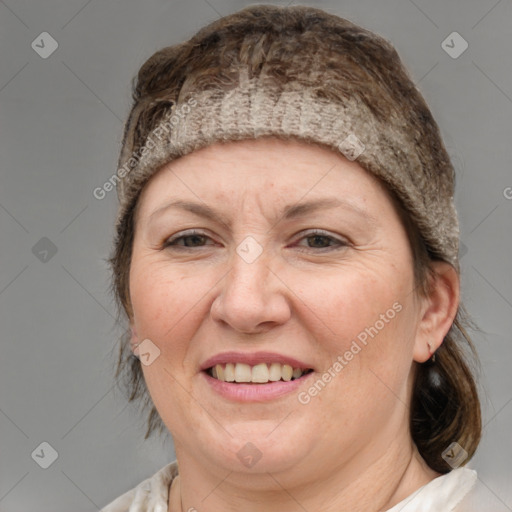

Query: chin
<box><xmin>197</xmin><ymin>420</ymin><xmax>317</xmax><ymax>476</ymax></box>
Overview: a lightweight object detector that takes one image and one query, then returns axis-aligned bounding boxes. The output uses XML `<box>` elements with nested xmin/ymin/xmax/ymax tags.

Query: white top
<box><xmin>101</xmin><ymin>461</ymin><xmax>477</xmax><ymax>512</ymax></box>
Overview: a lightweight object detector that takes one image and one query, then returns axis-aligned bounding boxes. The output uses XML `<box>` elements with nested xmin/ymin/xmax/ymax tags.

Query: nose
<box><xmin>210</xmin><ymin>243</ymin><xmax>291</xmax><ymax>334</ymax></box>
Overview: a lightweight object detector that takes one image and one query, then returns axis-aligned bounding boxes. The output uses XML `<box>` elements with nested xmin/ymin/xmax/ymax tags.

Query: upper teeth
<box><xmin>210</xmin><ymin>363</ymin><xmax>308</xmax><ymax>383</ymax></box>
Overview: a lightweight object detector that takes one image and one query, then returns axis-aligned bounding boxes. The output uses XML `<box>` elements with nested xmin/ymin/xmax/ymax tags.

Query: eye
<box><xmin>162</xmin><ymin>229</ymin><xmax>348</xmax><ymax>252</ymax></box>
<box><xmin>163</xmin><ymin>230</ymin><xmax>214</xmax><ymax>249</ymax></box>
<box><xmin>294</xmin><ymin>229</ymin><xmax>348</xmax><ymax>251</ymax></box>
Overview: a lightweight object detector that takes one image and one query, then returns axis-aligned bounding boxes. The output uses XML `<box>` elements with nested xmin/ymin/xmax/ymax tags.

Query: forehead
<box><xmin>134</xmin><ymin>137</ymin><xmax>395</xmax><ymax>224</ymax></box>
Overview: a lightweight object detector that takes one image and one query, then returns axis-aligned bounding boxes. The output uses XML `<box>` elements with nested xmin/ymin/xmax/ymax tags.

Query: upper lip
<box><xmin>200</xmin><ymin>351</ymin><xmax>314</xmax><ymax>371</ymax></box>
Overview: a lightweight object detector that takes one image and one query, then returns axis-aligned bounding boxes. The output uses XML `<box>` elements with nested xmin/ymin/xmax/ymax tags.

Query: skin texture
<box><xmin>129</xmin><ymin>137</ymin><xmax>459</xmax><ymax>512</ymax></box>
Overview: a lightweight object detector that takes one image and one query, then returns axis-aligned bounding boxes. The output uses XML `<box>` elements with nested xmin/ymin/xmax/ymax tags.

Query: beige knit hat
<box><xmin>114</xmin><ymin>4</ymin><xmax>459</xmax><ymax>270</ymax></box>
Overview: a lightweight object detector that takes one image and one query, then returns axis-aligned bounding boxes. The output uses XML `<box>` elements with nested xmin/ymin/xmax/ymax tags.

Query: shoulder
<box><xmin>101</xmin><ymin>461</ymin><xmax>179</xmax><ymax>512</ymax></box>
<box><xmin>386</xmin><ymin>467</ymin><xmax>477</xmax><ymax>512</ymax></box>
<box><xmin>454</xmin><ymin>468</ymin><xmax>508</xmax><ymax>512</ymax></box>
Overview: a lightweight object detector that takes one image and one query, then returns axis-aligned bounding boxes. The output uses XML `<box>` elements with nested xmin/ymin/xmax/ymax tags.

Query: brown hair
<box><xmin>108</xmin><ymin>4</ymin><xmax>481</xmax><ymax>473</ymax></box>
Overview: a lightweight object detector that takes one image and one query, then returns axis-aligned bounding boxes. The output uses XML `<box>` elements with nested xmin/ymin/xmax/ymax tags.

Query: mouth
<box><xmin>205</xmin><ymin>362</ymin><xmax>314</xmax><ymax>384</ymax></box>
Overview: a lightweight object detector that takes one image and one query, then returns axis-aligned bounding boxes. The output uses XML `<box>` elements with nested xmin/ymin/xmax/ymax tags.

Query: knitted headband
<box><xmin>114</xmin><ymin>5</ymin><xmax>460</xmax><ymax>270</ymax></box>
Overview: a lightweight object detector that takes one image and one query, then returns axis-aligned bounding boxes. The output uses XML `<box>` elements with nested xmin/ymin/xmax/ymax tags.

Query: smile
<box><xmin>206</xmin><ymin>362</ymin><xmax>314</xmax><ymax>383</ymax></box>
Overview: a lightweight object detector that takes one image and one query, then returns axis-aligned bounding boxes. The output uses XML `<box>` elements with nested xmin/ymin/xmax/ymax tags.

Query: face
<box><xmin>129</xmin><ymin>137</ymin><xmax>428</xmax><ymax>483</ymax></box>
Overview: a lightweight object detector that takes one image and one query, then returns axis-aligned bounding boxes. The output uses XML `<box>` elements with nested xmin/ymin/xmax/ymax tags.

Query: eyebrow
<box><xmin>147</xmin><ymin>197</ymin><xmax>377</xmax><ymax>228</ymax></box>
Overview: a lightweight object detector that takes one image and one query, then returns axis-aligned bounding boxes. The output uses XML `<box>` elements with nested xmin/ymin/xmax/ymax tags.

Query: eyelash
<box><xmin>162</xmin><ymin>229</ymin><xmax>348</xmax><ymax>252</ymax></box>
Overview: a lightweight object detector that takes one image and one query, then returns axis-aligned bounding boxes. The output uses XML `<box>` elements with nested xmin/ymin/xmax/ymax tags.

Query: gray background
<box><xmin>0</xmin><ymin>0</ymin><xmax>511</xmax><ymax>510</ymax></box>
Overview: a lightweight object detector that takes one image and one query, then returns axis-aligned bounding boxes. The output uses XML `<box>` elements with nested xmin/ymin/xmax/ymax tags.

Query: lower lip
<box><xmin>202</xmin><ymin>371</ymin><xmax>314</xmax><ymax>402</ymax></box>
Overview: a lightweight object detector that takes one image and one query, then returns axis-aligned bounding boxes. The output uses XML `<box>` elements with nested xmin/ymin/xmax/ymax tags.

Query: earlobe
<box><xmin>413</xmin><ymin>262</ymin><xmax>459</xmax><ymax>363</ymax></box>
<box><xmin>130</xmin><ymin>324</ymin><xmax>141</xmax><ymax>357</ymax></box>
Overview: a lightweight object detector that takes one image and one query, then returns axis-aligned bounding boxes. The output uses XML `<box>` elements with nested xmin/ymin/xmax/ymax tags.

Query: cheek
<box><xmin>129</xmin><ymin>259</ymin><xmax>214</xmax><ymax>358</ymax></box>
<box><xmin>301</xmin><ymin>263</ymin><xmax>417</xmax><ymax>379</ymax></box>
<box><xmin>129</xmin><ymin>262</ymin><xmax>211</xmax><ymax>422</ymax></box>
<box><xmin>130</xmin><ymin>260</ymin><xmax>179</xmax><ymax>339</ymax></box>
<box><xmin>130</xmin><ymin>268</ymin><xmax>173</xmax><ymax>334</ymax></box>
<box><xmin>297</xmin><ymin>271</ymin><xmax>418</xmax><ymax>434</ymax></box>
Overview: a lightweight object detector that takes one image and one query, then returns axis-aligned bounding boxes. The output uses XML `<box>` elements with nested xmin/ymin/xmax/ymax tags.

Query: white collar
<box><xmin>102</xmin><ymin>462</ymin><xmax>477</xmax><ymax>512</ymax></box>
<box><xmin>385</xmin><ymin>467</ymin><xmax>477</xmax><ymax>512</ymax></box>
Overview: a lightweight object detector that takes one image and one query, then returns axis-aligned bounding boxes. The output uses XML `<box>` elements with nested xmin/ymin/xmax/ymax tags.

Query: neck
<box><xmin>169</xmin><ymin>440</ymin><xmax>440</xmax><ymax>512</ymax></box>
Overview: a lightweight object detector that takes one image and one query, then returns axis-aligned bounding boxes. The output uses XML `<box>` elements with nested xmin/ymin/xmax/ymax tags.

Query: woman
<box><xmin>103</xmin><ymin>5</ymin><xmax>481</xmax><ymax>511</ymax></box>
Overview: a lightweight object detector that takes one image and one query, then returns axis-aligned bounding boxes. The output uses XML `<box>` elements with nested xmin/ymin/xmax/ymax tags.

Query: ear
<box><xmin>413</xmin><ymin>261</ymin><xmax>460</xmax><ymax>363</ymax></box>
<box><xmin>130</xmin><ymin>323</ymin><xmax>140</xmax><ymax>356</ymax></box>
